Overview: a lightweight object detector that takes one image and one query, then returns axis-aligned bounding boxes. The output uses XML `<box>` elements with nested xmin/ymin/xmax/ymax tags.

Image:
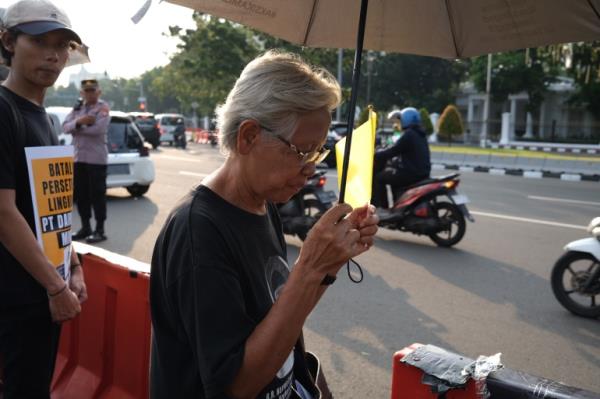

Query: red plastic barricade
<box><xmin>51</xmin><ymin>244</ymin><xmax>151</xmax><ymax>399</ymax></box>
<box><xmin>391</xmin><ymin>343</ymin><xmax>600</xmax><ymax>399</ymax></box>
<box><xmin>391</xmin><ymin>343</ymin><xmax>479</xmax><ymax>399</ymax></box>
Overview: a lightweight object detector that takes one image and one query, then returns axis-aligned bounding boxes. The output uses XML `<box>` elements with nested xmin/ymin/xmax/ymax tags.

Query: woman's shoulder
<box><xmin>167</xmin><ymin>186</ymin><xmax>220</xmax><ymax>231</ymax></box>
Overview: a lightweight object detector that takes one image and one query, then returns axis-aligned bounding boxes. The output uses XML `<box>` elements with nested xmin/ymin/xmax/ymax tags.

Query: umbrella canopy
<box><xmin>166</xmin><ymin>0</ymin><xmax>600</xmax><ymax>58</ymax></box>
<box><xmin>163</xmin><ymin>0</ymin><xmax>600</xmax><ymax>206</ymax></box>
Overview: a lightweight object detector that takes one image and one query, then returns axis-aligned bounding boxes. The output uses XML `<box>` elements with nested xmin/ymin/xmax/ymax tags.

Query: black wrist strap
<box><xmin>320</xmin><ymin>274</ymin><xmax>336</xmax><ymax>285</ymax></box>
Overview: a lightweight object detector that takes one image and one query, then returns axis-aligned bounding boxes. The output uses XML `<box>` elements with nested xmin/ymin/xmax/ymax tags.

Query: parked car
<box><xmin>155</xmin><ymin>113</ymin><xmax>185</xmax><ymax>146</ymax></box>
<box><xmin>106</xmin><ymin>111</ymin><xmax>155</xmax><ymax>196</ymax></box>
<box><xmin>128</xmin><ymin>111</ymin><xmax>160</xmax><ymax>149</ymax></box>
<box><xmin>46</xmin><ymin>105</ymin><xmax>73</xmax><ymax>145</ymax></box>
<box><xmin>45</xmin><ymin>108</ymin><xmax>155</xmax><ymax>197</ymax></box>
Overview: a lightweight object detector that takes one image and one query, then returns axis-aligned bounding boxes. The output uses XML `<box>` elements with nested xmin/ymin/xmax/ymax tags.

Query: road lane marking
<box><xmin>157</xmin><ymin>155</ymin><xmax>204</xmax><ymax>163</ymax></box>
<box><xmin>179</xmin><ymin>171</ymin><xmax>208</xmax><ymax>177</ymax></box>
<box><xmin>470</xmin><ymin>210</ymin><xmax>586</xmax><ymax>231</ymax></box>
<box><xmin>527</xmin><ymin>195</ymin><xmax>600</xmax><ymax>207</ymax></box>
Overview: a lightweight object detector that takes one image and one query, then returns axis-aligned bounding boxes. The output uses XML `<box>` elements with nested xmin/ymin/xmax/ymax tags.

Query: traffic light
<box><xmin>139</xmin><ymin>101</ymin><xmax>146</xmax><ymax>111</ymax></box>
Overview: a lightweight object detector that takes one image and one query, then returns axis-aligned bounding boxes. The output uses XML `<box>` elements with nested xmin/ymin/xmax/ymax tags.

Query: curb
<box><xmin>432</xmin><ymin>163</ymin><xmax>599</xmax><ymax>182</ymax></box>
<box><xmin>492</xmin><ymin>143</ymin><xmax>599</xmax><ymax>154</ymax></box>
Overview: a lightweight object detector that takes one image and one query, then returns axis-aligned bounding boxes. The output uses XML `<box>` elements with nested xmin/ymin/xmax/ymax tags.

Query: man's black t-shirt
<box><xmin>150</xmin><ymin>185</ymin><xmax>313</xmax><ymax>399</ymax></box>
<box><xmin>0</xmin><ymin>86</ymin><xmax>58</xmax><ymax>307</ymax></box>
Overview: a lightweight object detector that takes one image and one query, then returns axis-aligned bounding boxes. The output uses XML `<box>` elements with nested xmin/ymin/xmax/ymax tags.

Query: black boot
<box><xmin>72</xmin><ymin>225</ymin><xmax>92</xmax><ymax>241</ymax></box>
<box><xmin>86</xmin><ymin>230</ymin><xmax>107</xmax><ymax>244</ymax></box>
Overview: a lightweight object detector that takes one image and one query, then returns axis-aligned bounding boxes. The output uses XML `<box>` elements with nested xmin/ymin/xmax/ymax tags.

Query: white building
<box><xmin>68</xmin><ymin>66</ymin><xmax>109</xmax><ymax>87</ymax></box>
<box><xmin>455</xmin><ymin>77</ymin><xmax>599</xmax><ymax>144</ymax></box>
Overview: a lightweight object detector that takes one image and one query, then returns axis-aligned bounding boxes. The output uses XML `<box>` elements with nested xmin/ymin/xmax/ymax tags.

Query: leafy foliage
<box><xmin>367</xmin><ymin>54</ymin><xmax>467</xmax><ymax>114</ymax></box>
<box><xmin>437</xmin><ymin>105</ymin><xmax>464</xmax><ymax>142</ymax></box>
<box><xmin>468</xmin><ymin>50</ymin><xmax>558</xmax><ymax>114</ymax></box>
<box><xmin>419</xmin><ymin>108</ymin><xmax>433</xmax><ymax>135</ymax></box>
<box><xmin>151</xmin><ymin>14</ymin><xmax>259</xmax><ymax>116</ymax></box>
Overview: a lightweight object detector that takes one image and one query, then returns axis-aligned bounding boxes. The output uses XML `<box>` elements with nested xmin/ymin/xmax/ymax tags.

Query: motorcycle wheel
<box><xmin>428</xmin><ymin>202</ymin><xmax>466</xmax><ymax>247</ymax></box>
<box><xmin>297</xmin><ymin>199</ymin><xmax>328</xmax><ymax>241</ymax></box>
<box><xmin>551</xmin><ymin>251</ymin><xmax>600</xmax><ymax>318</ymax></box>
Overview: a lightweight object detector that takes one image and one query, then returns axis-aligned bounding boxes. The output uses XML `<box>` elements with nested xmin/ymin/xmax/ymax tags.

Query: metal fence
<box><xmin>458</xmin><ymin>119</ymin><xmax>600</xmax><ymax>145</ymax></box>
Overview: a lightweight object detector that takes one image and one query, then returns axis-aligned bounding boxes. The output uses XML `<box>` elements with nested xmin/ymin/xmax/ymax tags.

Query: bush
<box><xmin>419</xmin><ymin>108</ymin><xmax>434</xmax><ymax>135</ymax></box>
<box><xmin>437</xmin><ymin>105</ymin><xmax>464</xmax><ymax>143</ymax></box>
<box><xmin>357</xmin><ymin>107</ymin><xmax>370</xmax><ymax>125</ymax></box>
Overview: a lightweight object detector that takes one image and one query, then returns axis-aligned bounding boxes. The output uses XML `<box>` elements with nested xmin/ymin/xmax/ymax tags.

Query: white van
<box><xmin>155</xmin><ymin>113</ymin><xmax>185</xmax><ymax>145</ymax></box>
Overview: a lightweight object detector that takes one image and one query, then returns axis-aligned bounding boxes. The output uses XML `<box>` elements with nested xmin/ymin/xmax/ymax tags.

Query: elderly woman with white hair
<box><xmin>149</xmin><ymin>50</ymin><xmax>378</xmax><ymax>399</ymax></box>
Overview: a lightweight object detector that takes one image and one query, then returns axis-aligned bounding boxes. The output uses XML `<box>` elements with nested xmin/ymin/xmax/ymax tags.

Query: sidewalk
<box><xmin>431</xmin><ymin>151</ymin><xmax>600</xmax><ymax>182</ymax></box>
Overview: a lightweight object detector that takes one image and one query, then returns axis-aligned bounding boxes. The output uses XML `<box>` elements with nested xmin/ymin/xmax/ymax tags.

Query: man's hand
<box><xmin>48</xmin><ymin>285</ymin><xmax>81</xmax><ymax>323</ymax></box>
<box><xmin>69</xmin><ymin>266</ymin><xmax>88</xmax><ymax>304</ymax></box>
<box><xmin>77</xmin><ymin>115</ymin><xmax>96</xmax><ymax>126</ymax></box>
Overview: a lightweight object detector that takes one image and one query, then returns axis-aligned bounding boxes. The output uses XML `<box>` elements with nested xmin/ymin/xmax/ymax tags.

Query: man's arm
<box><xmin>62</xmin><ymin>110</ymin><xmax>79</xmax><ymax>133</ymax></box>
<box><xmin>0</xmin><ymin>189</ymin><xmax>81</xmax><ymax>321</ymax></box>
<box><xmin>74</xmin><ymin>104</ymin><xmax>110</xmax><ymax>136</ymax></box>
<box><xmin>375</xmin><ymin>136</ymin><xmax>403</xmax><ymax>161</ymax></box>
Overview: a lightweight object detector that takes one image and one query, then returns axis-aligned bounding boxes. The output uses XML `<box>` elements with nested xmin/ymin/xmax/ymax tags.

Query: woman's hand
<box><xmin>346</xmin><ymin>203</ymin><xmax>379</xmax><ymax>252</ymax></box>
<box><xmin>296</xmin><ymin>203</ymin><xmax>376</xmax><ymax>283</ymax></box>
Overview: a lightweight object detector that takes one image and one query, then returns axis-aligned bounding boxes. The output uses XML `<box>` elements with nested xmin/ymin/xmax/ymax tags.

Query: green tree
<box><xmin>45</xmin><ymin>83</ymin><xmax>79</xmax><ymax>107</ymax></box>
<box><xmin>437</xmin><ymin>105</ymin><xmax>463</xmax><ymax>144</ymax></box>
<box><xmin>368</xmin><ymin>54</ymin><xmax>467</xmax><ymax>113</ymax></box>
<box><xmin>469</xmin><ymin>49</ymin><xmax>560</xmax><ymax>114</ymax></box>
<box><xmin>419</xmin><ymin>108</ymin><xmax>433</xmax><ymax>135</ymax></box>
<box><xmin>357</xmin><ymin>107</ymin><xmax>370</xmax><ymax>125</ymax></box>
<box><xmin>561</xmin><ymin>42</ymin><xmax>600</xmax><ymax>117</ymax></box>
<box><xmin>157</xmin><ymin>14</ymin><xmax>259</xmax><ymax>116</ymax></box>
<box><xmin>141</xmin><ymin>67</ymin><xmax>180</xmax><ymax>113</ymax></box>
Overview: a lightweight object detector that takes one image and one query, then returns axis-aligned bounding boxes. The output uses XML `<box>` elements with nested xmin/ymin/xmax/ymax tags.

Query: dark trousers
<box><xmin>372</xmin><ymin>167</ymin><xmax>425</xmax><ymax>208</ymax></box>
<box><xmin>0</xmin><ymin>302</ymin><xmax>61</xmax><ymax>399</ymax></box>
<box><xmin>74</xmin><ymin>162</ymin><xmax>107</xmax><ymax>230</ymax></box>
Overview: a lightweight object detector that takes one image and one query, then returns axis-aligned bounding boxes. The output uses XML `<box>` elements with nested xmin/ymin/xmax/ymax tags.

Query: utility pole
<box><xmin>366</xmin><ymin>50</ymin><xmax>374</xmax><ymax>106</ymax></box>
<box><xmin>336</xmin><ymin>48</ymin><xmax>343</xmax><ymax>122</ymax></box>
<box><xmin>138</xmin><ymin>82</ymin><xmax>146</xmax><ymax>111</ymax></box>
<box><xmin>481</xmin><ymin>53</ymin><xmax>492</xmax><ymax>148</ymax></box>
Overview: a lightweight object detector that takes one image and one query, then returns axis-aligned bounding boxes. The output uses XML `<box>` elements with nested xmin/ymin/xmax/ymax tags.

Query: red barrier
<box><xmin>391</xmin><ymin>343</ymin><xmax>478</xmax><ymax>399</ymax></box>
<box><xmin>51</xmin><ymin>244</ymin><xmax>151</xmax><ymax>399</ymax></box>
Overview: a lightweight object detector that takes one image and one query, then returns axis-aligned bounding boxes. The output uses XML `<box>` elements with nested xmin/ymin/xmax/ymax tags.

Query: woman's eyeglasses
<box><xmin>260</xmin><ymin>124</ymin><xmax>330</xmax><ymax>165</ymax></box>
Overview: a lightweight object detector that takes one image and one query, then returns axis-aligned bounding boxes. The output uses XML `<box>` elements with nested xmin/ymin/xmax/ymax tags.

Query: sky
<box><xmin>0</xmin><ymin>0</ymin><xmax>196</xmax><ymax>86</ymax></box>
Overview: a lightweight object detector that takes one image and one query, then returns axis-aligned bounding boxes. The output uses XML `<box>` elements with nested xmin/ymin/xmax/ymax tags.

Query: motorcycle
<box><xmin>173</xmin><ymin>125</ymin><xmax>187</xmax><ymax>149</ymax></box>
<box><xmin>377</xmin><ymin>173</ymin><xmax>474</xmax><ymax>247</ymax></box>
<box><xmin>278</xmin><ymin>170</ymin><xmax>337</xmax><ymax>241</ymax></box>
<box><xmin>551</xmin><ymin>217</ymin><xmax>600</xmax><ymax>318</ymax></box>
<box><xmin>208</xmin><ymin>131</ymin><xmax>218</xmax><ymax>147</ymax></box>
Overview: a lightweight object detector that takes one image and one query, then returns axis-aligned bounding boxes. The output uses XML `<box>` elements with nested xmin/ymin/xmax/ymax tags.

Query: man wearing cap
<box><xmin>63</xmin><ymin>79</ymin><xmax>110</xmax><ymax>243</ymax></box>
<box><xmin>0</xmin><ymin>0</ymin><xmax>87</xmax><ymax>397</ymax></box>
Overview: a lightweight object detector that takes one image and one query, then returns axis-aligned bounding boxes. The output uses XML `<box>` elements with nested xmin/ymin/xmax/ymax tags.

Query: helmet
<box><xmin>399</xmin><ymin>107</ymin><xmax>421</xmax><ymax>129</ymax></box>
<box><xmin>387</xmin><ymin>107</ymin><xmax>421</xmax><ymax>129</ymax></box>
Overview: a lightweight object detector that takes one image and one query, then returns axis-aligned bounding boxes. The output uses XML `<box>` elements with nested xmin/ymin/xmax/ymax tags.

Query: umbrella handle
<box><xmin>338</xmin><ymin>0</ymin><xmax>369</xmax><ymax>204</ymax></box>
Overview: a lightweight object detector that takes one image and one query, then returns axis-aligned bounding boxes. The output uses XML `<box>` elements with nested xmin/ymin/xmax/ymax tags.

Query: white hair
<box><xmin>216</xmin><ymin>50</ymin><xmax>341</xmax><ymax>154</ymax></box>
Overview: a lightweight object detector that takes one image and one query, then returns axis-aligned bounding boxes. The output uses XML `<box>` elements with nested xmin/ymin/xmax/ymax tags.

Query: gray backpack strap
<box><xmin>0</xmin><ymin>88</ymin><xmax>26</xmax><ymax>151</ymax></box>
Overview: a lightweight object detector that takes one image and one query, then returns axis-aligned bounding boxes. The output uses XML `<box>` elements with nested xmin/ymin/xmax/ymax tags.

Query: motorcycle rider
<box><xmin>371</xmin><ymin>107</ymin><xmax>431</xmax><ymax>208</ymax></box>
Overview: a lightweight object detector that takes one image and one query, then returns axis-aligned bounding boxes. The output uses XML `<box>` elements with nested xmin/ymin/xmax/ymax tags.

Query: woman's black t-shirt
<box><xmin>150</xmin><ymin>185</ymin><xmax>312</xmax><ymax>398</ymax></box>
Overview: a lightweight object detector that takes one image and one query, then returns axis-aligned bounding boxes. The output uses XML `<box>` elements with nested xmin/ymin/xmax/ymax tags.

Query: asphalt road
<box><xmin>81</xmin><ymin>143</ymin><xmax>600</xmax><ymax>397</ymax></box>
